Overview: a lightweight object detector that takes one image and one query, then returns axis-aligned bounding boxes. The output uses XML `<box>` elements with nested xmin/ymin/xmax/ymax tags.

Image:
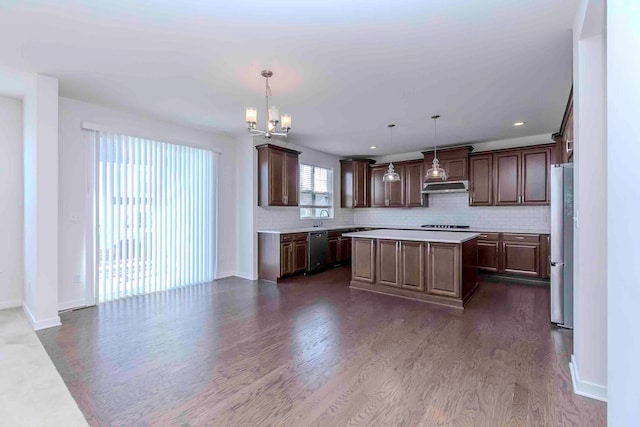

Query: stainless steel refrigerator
<box><xmin>550</xmin><ymin>163</ymin><xmax>574</xmax><ymax>328</ymax></box>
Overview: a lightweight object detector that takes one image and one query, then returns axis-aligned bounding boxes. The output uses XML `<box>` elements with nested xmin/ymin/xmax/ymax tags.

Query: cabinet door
<box><xmin>328</xmin><ymin>237</ymin><xmax>338</xmax><ymax>264</ymax></box>
<box><xmin>494</xmin><ymin>152</ymin><xmax>521</xmax><ymax>205</ymax></box>
<box><xmin>404</xmin><ymin>161</ymin><xmax>424</xmax><ymax>207</ymax></box>
<box><xmin>427</xmin><ymin>243</ymin><xmax>461</xmax><ymax>297</ymax></box>
<box><xmin>284</xmin><ymin>152</ymin><xmax>299</xmax><ymax>206</ymax></box>
<box><xmin>354</xmin><ymin>161</ymin><xmax>369</xmax><ymax>208</ymax></box>
<box><xmin>338</xmin><ymin>237</ymin><xmax>351</xmax><ymax>262</ymax></box>
<box><xmin>477</xmin><ymin>241</ymin><xmax>500</xmax><ymax>272</ymax></box>
<box><xmin>400</xmin><ymin>241</ymin><xmax>425</xmax><ymax>291</ymax></box>
<box><xmin>293</xmin><ymin>241</ymin><xmax>307</xmax><ymax>273</ymax></box>
<box><xmin>280</xmin><ymin>242</ymin><xmax>293</xmax><ymax>276</ymax></box>
<box><xmin>469</xmin><ymin>155</ymin><xmax>493</xmax><ymax>206</ymax></box>
<box><xmin>442</xmin><ymin>157</ymin><xmax>468</xmax><ymax>181</ymax></box>
<box><xmin>386</xmin><ymin>164</ymin><xmax>405</xmax><ymax>207</ymax></box>
<box><xmin>377</xmin><ymin>240</ymin><xmax>400</xmax><ymax>286</ymax></box>
<box><xmin>352</xmin><ymin>238</ymin><xmax>375</xmax><ymax>283</ymax></box>
<box><xmin>269</xmin><ymin>150</ymin><xmax>286</xmax><ymax>205</ymax></box>
<box><xmin>370</xmin><ymin>166</ymin><xmax>387</xmax><ymax>207</ymax></box>
<box><xmin>502</xmin><ymin>242</ymin><xmax>540</xmax><ymax>277</ymax></box>
<box><xmin>521</xmin><ymin>148</ymin><xmax>550</xmax><ymax>205</ymax></box>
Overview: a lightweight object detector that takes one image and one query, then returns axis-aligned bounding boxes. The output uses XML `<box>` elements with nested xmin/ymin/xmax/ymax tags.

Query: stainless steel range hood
<box><xmin>421</xmin><ymin>180</ymin><xmax>469</xmax><ymax>194</ymax></box>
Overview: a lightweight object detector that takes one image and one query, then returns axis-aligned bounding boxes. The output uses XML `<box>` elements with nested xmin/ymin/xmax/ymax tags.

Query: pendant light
<box><xmin>245</xmin><ymin>70</ymin><xmax>291</xmax><ymax>138</ymax></box>
<box><xmin>382</xmin><ymin>124</ymin><xmax>401</xmax><ymax>182</ymax></box>
<box><xmin>425</xmin><ymin>114</ymin><xmax>447</xmax><ymax>181</ymax></box>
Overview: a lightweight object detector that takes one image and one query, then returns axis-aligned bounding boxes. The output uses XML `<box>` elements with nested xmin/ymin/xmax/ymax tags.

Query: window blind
<box><xmin>97</xmin><ymin>132</ymin><xmax>216</xmax><ymax>302</ymax></box>
<box><xmin>299</xmin><ymin>164</ymin><xmax>333</xmax><ymax>219</ymax></box>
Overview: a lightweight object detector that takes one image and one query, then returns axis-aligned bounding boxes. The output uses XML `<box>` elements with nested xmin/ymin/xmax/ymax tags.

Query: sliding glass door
<box><xmin>96</xmin><ymin>132</ymin><xmax>216</xmax><ymax>302</ymax></box>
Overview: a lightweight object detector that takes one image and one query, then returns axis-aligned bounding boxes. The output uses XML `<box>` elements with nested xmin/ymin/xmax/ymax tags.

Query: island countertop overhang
<box><xmin>342</xmin><ymin>229</ymin><xmax>480</xmax><ymax>244</ymax></box>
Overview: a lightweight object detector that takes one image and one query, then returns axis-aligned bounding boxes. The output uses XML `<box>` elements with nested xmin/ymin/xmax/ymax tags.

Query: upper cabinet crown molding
<box><xmin>256</xmin><ymin>144</ymin><xmax>300</xmax><ymax>207</ymax></box>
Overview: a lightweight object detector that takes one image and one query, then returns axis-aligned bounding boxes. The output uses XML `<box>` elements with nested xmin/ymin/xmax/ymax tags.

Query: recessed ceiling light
<box><xmin>369</xmin><ymin>146</ymin><xmax>377</xmax><ymax>150</ymax></box>
<box><xmin>513</xmin><ymin>121</ymin><xmax>526</xmax><ymax>126</ymax></box>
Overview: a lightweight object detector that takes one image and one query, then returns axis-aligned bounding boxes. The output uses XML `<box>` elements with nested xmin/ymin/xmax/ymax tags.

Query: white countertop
<box><xmin>342</xmin><ymin>229</ymin><xmax>480</xmax><ymax>243</ymax></box>
<box><xmin>257</xmin><ymin>224</ymin><xmax>550</xmax><ymax>235</ymax></box>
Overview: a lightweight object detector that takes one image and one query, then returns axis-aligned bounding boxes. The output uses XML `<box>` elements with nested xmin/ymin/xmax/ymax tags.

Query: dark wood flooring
<box><xmin>38</xmin><ymin>266</ymin><xmax>606</xmax><ymax>426</ymax></box>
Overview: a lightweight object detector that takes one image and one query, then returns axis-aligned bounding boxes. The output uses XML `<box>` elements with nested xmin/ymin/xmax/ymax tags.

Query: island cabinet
<box><xmin>346</xmin><ymin>230</ymin><xmax>480</xmax><ymax>309</ymax></box>
<box><xmin>256</xmin><ymin>144</ymin><xmax>301</xmax><ymax>207</ymax></box>
<box><xmin>258</xmin><ymin>232</ymin><xmax>308</xmax><ymax>282</ymax></box>
<box><xmin>340</xmin><ymin>159</ymin><xmax>373</xmax><ymax>208</ymax></box>
<box><xmin>422</xmin><ymin>147</ymin><xmax>473</xmax><ymax>182</ymax></box>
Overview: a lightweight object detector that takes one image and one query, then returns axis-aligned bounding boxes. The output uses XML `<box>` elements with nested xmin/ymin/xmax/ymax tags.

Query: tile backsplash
<box><xmin>353</xmin><ymin>192</ymin><xmax>550</xmax><ymax>232</ymax></box>
<box><xmin>257</xmin><ymin>206</ymin><xmax>354</xmax><ymax>229</ymax></box>
<box><xmin>257</xmin><ymin>192</ymin><xmax>550</xmax><ymax>233</ymax></box>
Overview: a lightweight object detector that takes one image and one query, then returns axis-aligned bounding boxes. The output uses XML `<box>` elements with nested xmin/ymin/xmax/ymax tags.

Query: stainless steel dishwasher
<box><xmin>307</xmin><ymin>231</ymin><xmax>328</xmax><ymax>273</ymax></box>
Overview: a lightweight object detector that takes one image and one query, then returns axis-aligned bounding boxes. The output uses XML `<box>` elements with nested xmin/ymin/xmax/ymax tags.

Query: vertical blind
<box><xmin>299</xmin><ymin>164</ymin><xmax>333</xmax><ymax>219</ymax></box>
<box><xmin>97</xmin><ymin>132</ymin><xmax>216</xmax><ymax>302</ymax></box>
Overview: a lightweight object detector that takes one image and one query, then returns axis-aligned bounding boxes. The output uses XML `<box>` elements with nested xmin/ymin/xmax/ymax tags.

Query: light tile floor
<box><xmin>0</xmin><ymin>308</ymin><xmax>87</xmax><ymax>426</ymax></box>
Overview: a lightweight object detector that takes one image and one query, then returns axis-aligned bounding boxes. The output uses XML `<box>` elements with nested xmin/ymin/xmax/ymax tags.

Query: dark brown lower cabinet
<box><xmin>502</xmin><ymin>234</ymin><xmax>540</xmax><ymax>277</ymax></box>
<box><xmin>376</xmin><ymin>240</ymin><xmax>400</xmax><ymax>286</ymax></box>
<box><xmin>338</xmin><ymin>237</ymin><xmax>351</xmax><ymax>263</ymax></box>
<box><xmin>293</xmin><ymin>241</ymin><xmax>308</xmax><ymax>273</ymax></box>
<box><xmin>280</xmin><ymin>242</ymin><xmax>293</xmax><ymax>277</ymax></box>
<box><xmin>427</xmin><ymin>243</ymin><xmax>461</xmax><ymax>298</ymax></box>
<box><xmin>328</xmin><ymin>233</ymin><xmax>352</xmax><ymax>265</ymax></box>
<box><xmin>328</xmin><ymin>237</ymin><xmax>338</xmax><ymax>264</ymax></box>
<box><xmin>477</xmin><ymin>232</ymin><xmax>500</xmax><ymax>272</ymax></box>
<box><xmin>352</xmin><ymin>238</ymin><xmax>375</xmax><ymax>283</ymax></box>
<box><xmin>400</xmin><ymin>241</ymin><xmax>425</xmax><ymax>291</ymax></box>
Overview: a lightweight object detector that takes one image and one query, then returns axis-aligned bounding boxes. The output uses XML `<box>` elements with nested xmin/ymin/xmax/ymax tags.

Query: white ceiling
<box><xmin>0</xmin><ymin>0</ymin><xmax>576</xmax><ymax>156</ymax></box>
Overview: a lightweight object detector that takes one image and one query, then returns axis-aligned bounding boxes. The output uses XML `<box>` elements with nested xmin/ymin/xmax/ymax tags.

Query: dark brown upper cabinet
<box><xmin>340</xmin><ymin>159</ymin><xmax>373</xmax><ymax>208</ymax></box>
<box><xmin>469</xmin><ymin>154</ymin><xmax>493</xmax><ymax>206</ymax></box>
<box><xmin>494</xmin><ymin>151</ymin><xmax>522</xmax><ymax>205</ymax></box>
<box><xmin>404</xmin><ymin>160</ymin><xmax>425</xmax><ymax>207</ymax></box>
<box><xmin>370</xmin><ymin>164</ymin><xmax>405</xmax><ymax>207</ymax></box>
<box><xmin>553</xmin><ymin>87</ymin><xmax>574</xmax><ymax>164</ymax></box>
<box><xmin>422</xmin><ymin>147</ymin><xmax>473</xmax><ymax>181</ymax></box>
<box><xmin>494</xmin><ymin>146</ymin><xmax>553</xmax><ymax>206</ymax></box>
<box><xmin>256</xmin><ymin>144</ymin><xmax>301</xmax><ymax>207</ymax></box>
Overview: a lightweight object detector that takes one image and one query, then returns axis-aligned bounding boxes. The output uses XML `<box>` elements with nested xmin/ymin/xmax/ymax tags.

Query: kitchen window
<box><xmin>299</xmin><ymin>164</ymin><xmax>334</xmax><ymax>219</ymax></box>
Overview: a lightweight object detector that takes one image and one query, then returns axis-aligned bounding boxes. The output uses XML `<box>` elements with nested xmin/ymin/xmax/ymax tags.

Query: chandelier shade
<box><xmin>246</xmin><ymin>70</ymin><xmax>291</xmax><ymax>138</ymax></box>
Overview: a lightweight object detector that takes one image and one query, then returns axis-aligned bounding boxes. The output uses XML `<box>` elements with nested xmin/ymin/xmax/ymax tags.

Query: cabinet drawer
<box><xmin>477</xmin><ymin>232</ymin><xmax>500</xmax><ymax>241</ymax></box>
<box><xmin>293</xmin><ymin>233</ymin><xmax>309</xmax><ymax>242</ymax></box>
<box><xmin>328</xmin><ymin>230</ymin><xmax>344</xmax><ymax>238</ymax></box>
<box><xmin>502</xmin><ymin>233</ymin><xmax>540</xmax><ymax>243</ymax></box>
<box><xmin>281</xmin><ymin>234</ymin><xmax>293</xmax><ymax>242</ymax></box>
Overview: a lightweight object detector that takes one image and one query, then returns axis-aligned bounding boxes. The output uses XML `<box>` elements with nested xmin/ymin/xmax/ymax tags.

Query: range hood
<box><xmin>421</xmin><ymin>180</ymin><xmax>469</xmax><ymax>194</ymax></box>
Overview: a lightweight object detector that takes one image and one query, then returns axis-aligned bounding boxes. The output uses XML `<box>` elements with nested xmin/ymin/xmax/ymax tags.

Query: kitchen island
<box><xmin>342</xmin><ymin>229</ymin><xmax>480</xmax><ymax>309</ymax></box>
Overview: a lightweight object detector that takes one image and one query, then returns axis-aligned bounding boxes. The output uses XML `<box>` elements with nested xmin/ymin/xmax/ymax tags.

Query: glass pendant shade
<box><xmin>383</xmin><ymin>162</ymin><xmax>401</xmax><ymax>182</ymax></box>
<box><xmin>245</xmin><ymin>107</ymin><xmax>257</xmax><ymax>127</ymax></box>
<box><xmin>281</xmin><ymin>114</ymin><xmax>292</xmax><ymax>130</ymax></box>
<box><xmin>268</xmin><ymin>105</ymin><xmax>280</xmax><ymax>125</ymax></box>
<box><xmin>426</xmin><ymin>158</ymin><xmax>447</xmax><ymax>181</ymax></box>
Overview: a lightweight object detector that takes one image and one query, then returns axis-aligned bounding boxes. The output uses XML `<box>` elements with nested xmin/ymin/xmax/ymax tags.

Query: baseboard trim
<box><xmin>216</xmin><ymin>271</ymin><xmax>235</xmax><ymax>279</ymax></box>
<box><xmin>570</xmin><ymin>354</ymin><xmax>607</xmax><ymax>402</ymax></box>
<box><xmin>0</xmin><ymin>299</ymin><xmax>22</xmax><ymax>310</ymax></box>
<box><xmin>235</xmin><ymin>272</ymin><xmax>258</xmax><ymax>281</ymax></box>
<box><xmin>22</xmin><ymin>304</ymin><xmax>62</xmax><ymax>331</ymax></box>
<box><xmin>59</xmin><ymin>298</ymin><xmax>86</xmax><ymax>312</ymax></box>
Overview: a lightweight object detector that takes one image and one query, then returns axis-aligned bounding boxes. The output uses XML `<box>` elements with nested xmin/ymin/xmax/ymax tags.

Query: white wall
<box><xmin>22</xmin><ymin>73</ymin><xmax>60</xmax><ymax>330</ymax></box>
<box><xmin>235</xmin><ymin>136</ymin><xmax>257</xmax><ymax>280</ymax></box>
<box><xmin>0</xmin><ymin>96</ymin><xmax>24</xmax><ymax>309</ymax></box>
<box><xmin>570</xmin><ymin>0</ymin><xmax>608</xmax><ymax>401</ymax></box>
<box><xmin>607</xmin><ymin>1</ymin><xmax>640</xmax><ymax>424</ymax></box>
<box><xmin>256</xmin><ymin>143</ymin><xmax>354</xmax><ymax>230</ymax></box>
<box><xmin>58</xmin><ymin>97</ymin><xmax>238</xmax><ymax>309</ymax></box>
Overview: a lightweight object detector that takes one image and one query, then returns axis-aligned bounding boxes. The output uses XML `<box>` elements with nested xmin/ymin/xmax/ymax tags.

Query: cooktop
<box><xmin>420</xmin><ymin>225</ymin><xmax>471</xmax><ymax>229</ymax></box>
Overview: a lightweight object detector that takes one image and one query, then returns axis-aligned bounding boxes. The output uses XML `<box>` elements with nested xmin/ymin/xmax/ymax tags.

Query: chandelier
<box><xmin>425</xmin><ymin>114</ymin><xmax>447</xmax><ymax>180</ymax></box>
<box><xmin>382</xmin><ymin>124</ymin><xmax>400</xmax><ymax>182</ymax></box>
<box><xmin>245</xmin><ymin>70</ymin><xmax>291</xmax><ymax>138</ymax></box>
